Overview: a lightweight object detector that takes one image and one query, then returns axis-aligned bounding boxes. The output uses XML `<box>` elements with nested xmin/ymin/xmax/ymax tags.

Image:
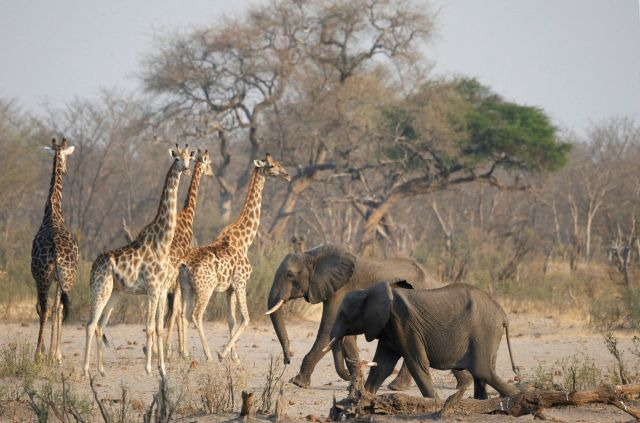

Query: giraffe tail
<box><xmin>60</xmin><ymin>289</ymin><xmax>70</xmax><ymax>322</ymax></box>
<box><xmin>165</xmin><ymin>291</ymin><xmax>175</xmax><ymax>327</ymax></box>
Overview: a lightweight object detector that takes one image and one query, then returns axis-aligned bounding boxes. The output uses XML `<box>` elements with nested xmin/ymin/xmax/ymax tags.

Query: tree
<box><xmin>349</xmin><ymin>78</ymin><xmax>570</xmax><ymax>252</ymax></box>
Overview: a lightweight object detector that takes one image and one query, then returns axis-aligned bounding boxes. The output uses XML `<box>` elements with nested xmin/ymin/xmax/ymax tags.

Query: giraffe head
<box><xmin>254</xmin><ymin>153</ymin><xmax>291</xmax><ymax>182</ymax></box>
<box><xmin>196</xmin><ymin>149</ymin><xmax>214</xmax><ymax>177</ymax></box>
<box><xmin>169</xmin><ymin>144</ymin><xmax>195</xmax><ymax>176</ymax></box>
<box><xmin>43</xmin><ymin>138</ymin><xmax>75</xmax><ymax>175</ymax></box>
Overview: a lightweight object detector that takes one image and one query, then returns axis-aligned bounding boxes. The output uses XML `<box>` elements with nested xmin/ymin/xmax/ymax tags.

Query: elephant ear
<box><xmin>363</xmin><ymin>282</ymin><xmax>393</xmax><ymax>342</ymax></box>
<box><xmin>307</xmin><ymin>245</ymin><xmax>356</xmax><ymax>304</ymax></box>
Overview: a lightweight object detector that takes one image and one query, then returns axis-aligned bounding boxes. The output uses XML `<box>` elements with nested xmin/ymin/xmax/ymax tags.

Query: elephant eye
<box><xmin>286</xmin><ymin>271</ymin><xmax>294</xmax><ymax>279</ymax></box>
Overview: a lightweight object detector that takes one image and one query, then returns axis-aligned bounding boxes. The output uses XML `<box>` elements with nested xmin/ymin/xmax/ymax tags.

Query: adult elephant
<box><xmin>265</xmin><ymin>244</ymin><xmax>441</xmax><ymax>389</ymax></box>
<box><xmin>328</xmin><ymin>281</ymin><xmax>520</xmax><ymax>400</ymax></box>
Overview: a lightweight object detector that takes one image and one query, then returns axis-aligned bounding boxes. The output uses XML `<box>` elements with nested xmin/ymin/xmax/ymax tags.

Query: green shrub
<box><xmin>0</xmin><ymin>338</ymin><xmax>43</xmax><ymax>382</ymax></box>
<box><xmin>529</xmin><ymin>354</ymin><xmax>602</xmax><ymax>391</ymax></box>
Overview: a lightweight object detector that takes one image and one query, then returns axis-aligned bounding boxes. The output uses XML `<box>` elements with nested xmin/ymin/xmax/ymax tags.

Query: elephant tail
<box><xmin>503</xmin><ymin>320</ymin><xmax>520</xmax><ymax>378</ymax></box>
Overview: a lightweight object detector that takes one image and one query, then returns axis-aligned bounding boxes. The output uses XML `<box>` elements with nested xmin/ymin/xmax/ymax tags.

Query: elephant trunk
<box><xmin>327</xmin><ymin>319</ymin><xmax>352</xmax><ymax>380</ymax></box>
<box><xmin>332</xmin><ymin>340</ymin><xmax>352</xmax><ymax>381</ymax></box>
<box><xmin>268</xmin><ymin>283</ymin><xmax>293</xmax><ymax>364</ymax></box>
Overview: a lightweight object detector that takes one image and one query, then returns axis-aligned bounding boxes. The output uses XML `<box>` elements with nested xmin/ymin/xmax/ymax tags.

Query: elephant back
<box><xmin>353</xmin><ymin>256</ymin><xmax>440</xmax><ymax>290</ymax></box>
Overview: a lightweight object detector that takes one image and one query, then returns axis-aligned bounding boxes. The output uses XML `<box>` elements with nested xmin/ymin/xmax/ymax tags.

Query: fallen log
<box><xmin>330</xmin><ymin>361</ymin><xmax>640</xmax><ymax>421</ymax></box>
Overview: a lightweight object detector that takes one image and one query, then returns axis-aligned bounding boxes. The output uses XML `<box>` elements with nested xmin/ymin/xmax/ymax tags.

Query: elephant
<box><xmin>328</xmin><ymin>281</ymin><xmax>520</xmax><ymax>400</ymax></box>
<box><xmin>265</xmin><ymin>244</ymin><xmax>445</xmax><ymax>389</ymax></box>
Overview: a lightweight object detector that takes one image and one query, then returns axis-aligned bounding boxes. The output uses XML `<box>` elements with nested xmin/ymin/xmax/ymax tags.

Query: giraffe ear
<box><xmin>62</xmin><ymin>145</ymin><xmax>75</xmax><ymax>156</ymax></box>
<box><xmin>254</xmin><ymin>159</ymin><xmax>267</xmax><ymax>168</ymax></box>
<box><xmin>169</xmin><ymin>149</ymin><xmax>177</xmax><ymax>158</ymax></box>
<box><xmin>43</xmin><ymin>146</ymin><xmax>56</xmax><ymax>156</ymax></box>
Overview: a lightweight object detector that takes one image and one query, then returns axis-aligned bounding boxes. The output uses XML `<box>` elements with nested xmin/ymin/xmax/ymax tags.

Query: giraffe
<box><xmin>164</xmin><ymin>149</ymin><xmax>213</xmax><ymax>359</ymax></box>
<box><xmin>83</xmin><ymin>145</ymin><xmax>194</xmax><ymax>377</ymax></box>
<box><xmin>179</xmin><ymin>154</ymin><xmax>290</xmax><ymax>362</ymax></box>
<box><xmin>119</xmin><ymin>150</ymin><xmax>213</xmax><ymax>359</ymax></box>
<box><xmin>31</xmin><ymin>138</ymin><xmax>79</xmax><ymax>362</ymax></box>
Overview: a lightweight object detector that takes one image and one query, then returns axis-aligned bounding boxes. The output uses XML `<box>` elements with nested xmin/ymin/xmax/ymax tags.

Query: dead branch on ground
<box><xmin>330</xmin><ymin>361</ymin><xmax>640</xmax><ymax>421</ymax></box>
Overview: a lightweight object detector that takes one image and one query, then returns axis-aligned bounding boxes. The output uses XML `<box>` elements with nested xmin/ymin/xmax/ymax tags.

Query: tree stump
<box><xmin>240</xmin><ymin>391</ymin><xmax>253</xmax><ymax>417</ymax></box>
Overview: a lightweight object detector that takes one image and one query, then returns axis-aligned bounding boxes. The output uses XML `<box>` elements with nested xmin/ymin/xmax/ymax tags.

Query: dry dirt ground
<box><xmin>0</xmin><ymin>312</ymin><xmax>638</xmax><ymax>422</ymax></box>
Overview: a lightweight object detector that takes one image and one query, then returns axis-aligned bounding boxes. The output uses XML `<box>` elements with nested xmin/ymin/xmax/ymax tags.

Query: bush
<box><xmin>591</xmin><ymin>287</ymin><xmax>640</xmax><ymax>330</ymax></box>
<box><xmin>0</xmin><ymin>338</ymin><xmax>43</xmax><ymax>382</ymax></box>
<box><xmin>529</xmin><ymin>353</ymin><xmax>602</xmax><ymax>391</ymax></box>
<box><xmin>196</xmin><ymin>361</ymin><xmax>248</xmax><ymax>415</ymax></box>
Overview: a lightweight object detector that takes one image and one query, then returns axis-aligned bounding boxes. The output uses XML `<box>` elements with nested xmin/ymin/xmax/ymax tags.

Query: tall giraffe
<box><xmin>164</xmin><ymin>149</ymin><xmax>213</xmax><ymax>358</ymax></box>
<box><xmin>179</xmin><ymin>154</ymin><xmax>290</xmax><ymax>361</ymax></box>
<box><xmin>83</xmin><ymin>145</ymin><xmax>194</xmax><ymax>377</ymax></box>
<box><xmin>31</xmin><ymin>138</ymin><xmax>79</xmax><ymax>362</ymax></box>
<box><xmin>118</xmin><ymin>150</ymin><xmax>213</xmax><ymax>359</ymax></box>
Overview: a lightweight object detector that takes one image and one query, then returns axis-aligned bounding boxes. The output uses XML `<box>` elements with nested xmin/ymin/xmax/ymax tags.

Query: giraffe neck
<box><xmin>227</xmin><ymin>167</ymin><xmax>265</xmax><ymax>252</ymax></box>
<box><xmin>180</xmin><ymin>161</ymin><xmax>203</xmax><ymax>225</ymax></box>
<box><xmin>147</xmin><ymin>161</ymin><xmax>182</xmax><ymax>253</ymax></box>
<box><xmin>43</xmin><ymin>152</ymin><xmax>65</xmax><ymax>224</ymax></box>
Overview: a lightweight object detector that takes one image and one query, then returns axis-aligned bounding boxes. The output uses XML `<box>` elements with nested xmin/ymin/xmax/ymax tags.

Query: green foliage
<box><xmin>378</xmin><ymin>77</ymin><xmax>570</xmax><ymax>176</ymax></box>
<box><xmin>0</xmin><ymin>338</ymin><xmax>43</xmax><ymax>382</ymax></box>
<box><xmin>590</xmin><ymin>286</ymin><xmax>640</xmax><ymax>330</ymax></box>
<box><xmin>530</xmin><ymin>354</ymin><xmax>602</xmax><ymax>391</ymax></box>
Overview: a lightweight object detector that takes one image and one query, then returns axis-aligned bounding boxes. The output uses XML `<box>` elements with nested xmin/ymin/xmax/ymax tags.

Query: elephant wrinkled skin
<box><xmin>330</xmin><ymin>281</ymin><xmax>520</xmax><ymax>400</ymax></box>
<box><xmin>266</xmin><ymin>244</ymin><xmax>441</xmax><ymax>389</ymax></box>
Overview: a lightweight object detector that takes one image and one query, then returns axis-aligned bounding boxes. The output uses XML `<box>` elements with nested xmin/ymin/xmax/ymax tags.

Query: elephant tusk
<box><xmin>265</xmin><ymin>299</ymin><xmax>285</xmax><ymax>315</ymax></box>
<box><xmin>365</xmin><ymin>361</ymin><xmax>378</xmax><ymax>367</ymax></box>
<box><xmin>322</xmin><ymin>337</ymin><xmax>337</xmax><ymax>353</ymax></box>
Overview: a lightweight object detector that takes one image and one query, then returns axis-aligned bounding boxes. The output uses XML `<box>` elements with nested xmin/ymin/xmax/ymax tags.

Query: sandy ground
<box><xmin>0</xmin><ymin>313</ymin><xmax>638</xmax><ymax>422</ymax></box>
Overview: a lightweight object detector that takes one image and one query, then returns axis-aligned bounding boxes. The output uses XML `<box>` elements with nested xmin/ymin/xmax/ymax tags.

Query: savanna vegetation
<box><xmin>0</xmin><ymin>0</ymin><xmax>638</xmax><ymax>333</ymax></box>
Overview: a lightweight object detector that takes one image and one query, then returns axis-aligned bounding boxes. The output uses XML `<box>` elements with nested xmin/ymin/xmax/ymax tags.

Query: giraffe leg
<box><xmin>222</xmin><ymin>289</ymin><xmax>239</xmax><ymax>363</ymax></box>
<box><xmin>35</xmin><ymin>278</ymin><xmax>51</xmax><ymax>360</ymax></box>
<box><xmin>193</xmin><ymin>286</ymin><xmax>215</xmax><ymax>361</ymax></box>
<box><xmin>174</xmin><ymin>286</ymin><xmax>185</xmax><ymax>358</ymax></box>
<box><xmin>50</xmin><ymin>285</ymin><xmax>61</xmax><ymax>363</ymax></box>
<box><xmin>164</xmin><ymin>269</ymin><xmax>179</xmax><ymax>359</ymax></box>
<box><xmin>96</xmin><ymin>292</ymin><xmax>119</xmax><ymax>377</ymax></box>
<box><xmin>219</xmin><ymin>283</ymin><xmax>250</xmax><ymax>360</ymax></box>
<box><xmin>156</xmin><ymin>288</ymin><xmax>168</xmax><ymax>377</ymax></box>
<box><xmin>179</xmin><ymin>265</ymin><xmax>195</xmax><ymax>359</ymax></box>
<box><xmin>145</xmin><ymin>287</ymin><xmax>161</xmax><ymax>375</ymax></box>
<box><xmin>54</xmin><ymin>292</ymin><xmax>64</xmax><ymax>363</ymax></box>
<box><xmin>83</xmin><ymin>267</ymin><xmax>113</xmax><ymax>376</ymax></box>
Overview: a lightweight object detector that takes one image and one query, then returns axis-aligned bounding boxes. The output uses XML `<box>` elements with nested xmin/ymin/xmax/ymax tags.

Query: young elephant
<box><xmin>328</xmin><ymin>281</ymin><xmax>520</xmax><ymax>400</ymax></box>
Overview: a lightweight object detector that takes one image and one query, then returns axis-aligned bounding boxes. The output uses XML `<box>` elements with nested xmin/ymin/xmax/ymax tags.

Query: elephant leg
<box><xmin>388</xmin><ymin>360</ymin><xmax>412</xmax><ymax>391</ymax></box>
<box><xmin>400</xmin><ymin>335</ymin><xmax>439</xmax><ymax>400</ymax></box>
<box><xmin>364</xmin><ymin>343</ymin><xmax>401</xmax><ymax>394</ymax></box>
<box><xmin>484</xmin><ymin>369</ymin><xmax>519</xmax><ymax>397</ymax></box>
<box><xmin>453</xmin><ymin>369</ymin><xmax>473</xmax><ymax>388</ymax></box>
<box><xmin>473</xmin><ymin>376</ymin><xmax>488</xmax><ymax>399</ymax></box>
<box><xmin>292</xmin><ymin>298</ymin><xmax>340</xmax><ymax>388</ymax></box>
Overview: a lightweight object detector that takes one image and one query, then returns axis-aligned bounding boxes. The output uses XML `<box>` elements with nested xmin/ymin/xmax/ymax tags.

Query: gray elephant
<box><xmin>328</xmin><ymin>281</ymin><xmax>520</xmax><ymax>400</ymax></box>
<box><xmin>265</xmin><ymin>244</ymin><xmax>443</xmax><ymax>389</ymax></box>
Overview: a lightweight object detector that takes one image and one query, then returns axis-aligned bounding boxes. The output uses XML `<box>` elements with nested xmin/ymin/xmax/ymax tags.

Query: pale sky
<box><xmin>0</xmin><ymin>0</ymin><xmax>638</xmax><ymax>135</ymax></box>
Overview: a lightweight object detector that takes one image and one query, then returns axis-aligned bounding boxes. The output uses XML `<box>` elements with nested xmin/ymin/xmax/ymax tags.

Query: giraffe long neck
<box><xmin>148</xmin><ymin>161</ymin><xmax>182</xmax><ymax>254</ymax></box>
<box><xmin>180</xmin><ymin>161</ymin><xmax>203</xmax><ymax>225</ymax></box>
<box><xmin>227</xmin><ymin>167</ymin><xmax>265</xmax><ymax>253</ymax></box>
<box><xmin>43</xmin><ymin>152</ymin><xmax>65</xmax><ymax>224</ymax></box>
